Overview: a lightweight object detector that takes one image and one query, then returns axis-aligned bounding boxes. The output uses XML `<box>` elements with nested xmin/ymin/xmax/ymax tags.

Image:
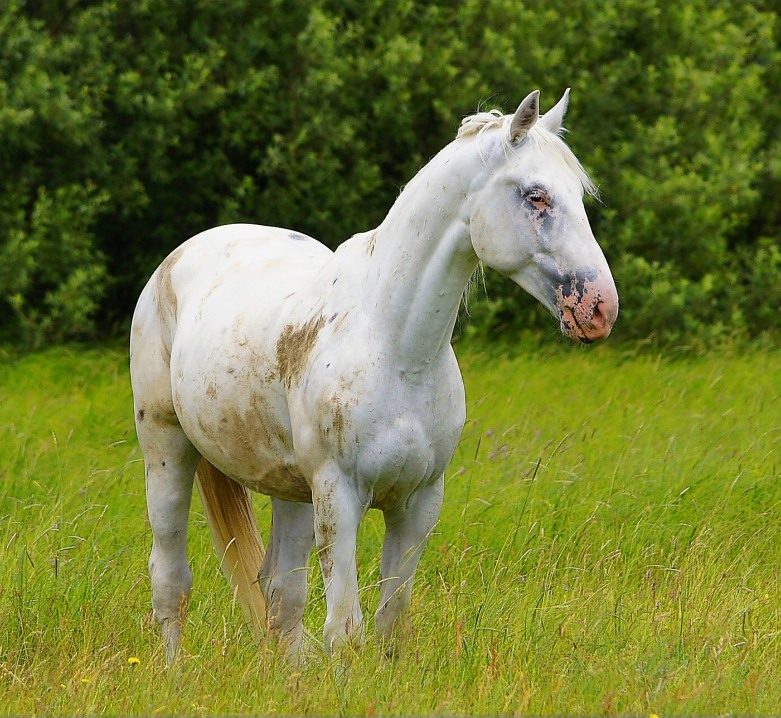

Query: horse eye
<box><xmin>525</xmin><ymin>189</ymin><xmax>548</xmax><ymax>206</ymax></box>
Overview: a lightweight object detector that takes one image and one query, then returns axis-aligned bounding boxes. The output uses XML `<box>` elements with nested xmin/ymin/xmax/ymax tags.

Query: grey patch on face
<box><xmin>519</xmin><ymin>189</ymin><xmax>557</xmax><ymax>234</ymax></box>
<box><xmin>289</xmin><ymin>232</ymin><xmax>309</xmax><ymax>241</ymax></box>
<box><xmin>555</xmin><ymin>269</ymin><xmax>600</xmax><ymax>301</ymax></box>
<box><xmin>540</xmin><ymin>261</ymin><xmax>599</xmax><ymax>301</ymax></box>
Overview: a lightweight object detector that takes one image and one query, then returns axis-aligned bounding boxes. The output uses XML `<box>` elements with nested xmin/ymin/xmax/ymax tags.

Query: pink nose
<box><xmin>556</xmin><ymin>277</ymin><xmax>618</xmax><ymax>343</ymax></box>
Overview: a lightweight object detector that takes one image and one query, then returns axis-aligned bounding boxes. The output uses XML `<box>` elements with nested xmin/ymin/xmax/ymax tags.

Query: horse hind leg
<box><xmin>131</xmin><ymin>275</ymin><xmax>202</xmax><ymax>662</ymax></box>
<box><xmin>258</xmin><ymin>498</ymin><xmax>315</xmax><ymax>658</ymax></box>
<box><xmin>140</xmin><ymin>418</ymin><xmax>200</xmax><ymax>663</ymax></box>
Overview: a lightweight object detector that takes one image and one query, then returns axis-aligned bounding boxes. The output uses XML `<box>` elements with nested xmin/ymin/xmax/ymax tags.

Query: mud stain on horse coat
<box><xmin>154</xmin><ymin>245</ymin><xmax>188</xmax><ymax>364</ymax></box>
<box><xmin>275</xmin><ymin>314</ymin><xmax>327</xmax><ymax>389</ymax></box>
<box><xmin>319</xmin><ymin>394</ymin><xmax>352</xmax><ymax>458</ymax></box>
<box><xmin>156</xmin><ymin>245</ymin><xmax>187</xmax><ymax>322</ymax></box>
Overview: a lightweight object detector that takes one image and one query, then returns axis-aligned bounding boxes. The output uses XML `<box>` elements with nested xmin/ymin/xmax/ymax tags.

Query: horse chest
<box><xmin>355</xmin><ymin>415</ymin><xmax>442</xmax><ymax>509</ymax></box>
<box><xmin>291</xmin><ymin>358</ymin><xmax>465</xmax><ymax>509</ymax></box>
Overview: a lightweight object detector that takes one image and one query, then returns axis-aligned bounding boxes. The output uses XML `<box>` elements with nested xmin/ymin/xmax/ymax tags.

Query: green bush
<box><xmin>0</xmin><ymin>0</ymin><xmax>778</xmax><ymax>346</ymax></box>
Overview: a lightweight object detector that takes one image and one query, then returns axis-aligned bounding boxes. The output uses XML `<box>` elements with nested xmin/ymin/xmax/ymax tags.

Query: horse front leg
<box><xmin>375</xmin><ymin>474</ymin><xmax>444</xmax><ymax>654</ymax></box>
<box><xmin>312</xmin><ymin>465</ymin><xmax>366</xmax><ymax>654</ymax></box>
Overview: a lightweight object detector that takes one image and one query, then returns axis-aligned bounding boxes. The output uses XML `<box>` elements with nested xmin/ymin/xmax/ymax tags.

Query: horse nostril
<box><xmin>591</xmin><ymin>301</ymin><xmax>607</xmax><ymax>330</ymax></box>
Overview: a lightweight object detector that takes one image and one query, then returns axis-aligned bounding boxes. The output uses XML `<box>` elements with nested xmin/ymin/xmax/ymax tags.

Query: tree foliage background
<box><xmin>1</xmin><ymin>0</ymin><xmax>779</xmax><ymax>347</ymax></box>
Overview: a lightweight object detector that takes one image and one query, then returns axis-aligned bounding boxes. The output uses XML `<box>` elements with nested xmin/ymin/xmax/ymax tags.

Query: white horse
<box><xmin>130</xmin><ymin>89</ymin><xmax>618</xmax><ymax>662</ymax></box>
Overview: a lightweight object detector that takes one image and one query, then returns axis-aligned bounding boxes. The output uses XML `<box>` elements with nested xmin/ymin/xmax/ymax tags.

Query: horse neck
<box><xmin>350</xmin><ymin>141</ymin><xmax>483</xmax><ymax>369</ymax></box>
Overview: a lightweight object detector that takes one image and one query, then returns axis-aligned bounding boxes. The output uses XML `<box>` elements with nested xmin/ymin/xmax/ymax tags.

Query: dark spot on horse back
<box><xmin>288</xmin><ymin>231</ymin><xmax>309</xmax><ymax>241</ymax></box>
<box><xmin>137</xmin><ymin>409</ymin><xmax>145</xmax><ymax>421</ymax></box>
<box><xmin>366</xmin><ymin>232</ymin><xmax>377</xmax><ymax>255</ymax></box>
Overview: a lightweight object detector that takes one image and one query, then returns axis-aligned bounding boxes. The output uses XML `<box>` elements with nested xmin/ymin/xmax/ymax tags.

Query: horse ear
<box><xmin>539</xmin><ymin>88</ymin><xmax>571</xmax><ymax>134</ymax></box>
<box><xmin>509</xmin><ymin>90</ymin><xmax>540</xmax><ymax>142</ymax></box>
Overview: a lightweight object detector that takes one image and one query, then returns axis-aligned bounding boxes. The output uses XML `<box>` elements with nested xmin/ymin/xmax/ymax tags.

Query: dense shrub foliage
<box><xmin>1</xmin><ymin>0</ymin><xmax>779</xmax><ymax>346</ymax></box>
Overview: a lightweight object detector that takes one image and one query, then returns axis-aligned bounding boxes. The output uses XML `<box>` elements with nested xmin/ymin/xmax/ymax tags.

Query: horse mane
<box><xmin>457</xmin><ymin>109</ymin><xmax>507</xmax><ymax>139</ymax></box>
<box><xmin>456</xmin><ymin>109</ymin><xmax>599</xmax><ymax>198</ymax></box>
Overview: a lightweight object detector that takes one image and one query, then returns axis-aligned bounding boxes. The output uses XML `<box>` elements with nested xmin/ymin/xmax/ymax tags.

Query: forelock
<box><xmin>456</xmin><ymin>110</ymin><xmax>597</xmax><ymax>198</ymax></box>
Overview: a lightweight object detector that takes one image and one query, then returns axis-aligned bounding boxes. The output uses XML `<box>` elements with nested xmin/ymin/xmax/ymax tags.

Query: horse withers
<box><xmin>129</xmin><ymin>89</ymin><xmax>618</xmax><ymax>662</ymax></box>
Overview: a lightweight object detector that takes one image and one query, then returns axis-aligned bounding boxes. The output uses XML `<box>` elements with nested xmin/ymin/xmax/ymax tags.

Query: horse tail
<box><xmin>194</xmin><ymin>458</ymin><xmax>267</xmax><ymax>637</ymax></box>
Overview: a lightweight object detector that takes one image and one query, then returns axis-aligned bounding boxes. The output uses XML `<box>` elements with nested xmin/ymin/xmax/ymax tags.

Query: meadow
<box><xmin>0</xmin><ymin>342</ymin><xmax>779</xmax><ymax>714</ymax></box>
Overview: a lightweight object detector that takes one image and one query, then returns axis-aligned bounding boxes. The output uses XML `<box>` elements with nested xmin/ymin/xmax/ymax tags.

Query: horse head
<box><xmin>465</xmin><ymin>90</ymin><xmax>618</xmax><ymax>343</ymax></box>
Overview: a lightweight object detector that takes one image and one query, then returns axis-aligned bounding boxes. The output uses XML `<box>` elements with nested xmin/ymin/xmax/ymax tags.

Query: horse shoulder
<box><xmin>288</xmin><ymin>336</ymin><xmax>466</xmax><ymax>506</ymax></box>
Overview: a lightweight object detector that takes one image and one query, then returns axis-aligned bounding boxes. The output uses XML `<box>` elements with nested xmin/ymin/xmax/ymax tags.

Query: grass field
<box><xmin>1</xmin><ymin>342</ymin><xmax>779</xmax><ymax>714</ymax></box>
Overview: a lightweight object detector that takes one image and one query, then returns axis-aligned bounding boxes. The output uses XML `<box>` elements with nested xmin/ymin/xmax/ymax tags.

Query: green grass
<box><xmin>1</xmin><ymin>343</ymin><xmax>779</xmax><ymax>714</ymax></box>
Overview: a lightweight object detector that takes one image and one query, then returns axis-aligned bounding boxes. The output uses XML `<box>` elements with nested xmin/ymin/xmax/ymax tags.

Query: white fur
<box><xmin>130</xmin><ymin>90</ymin><xmax>618</xmax><ymax>660</ymax></box>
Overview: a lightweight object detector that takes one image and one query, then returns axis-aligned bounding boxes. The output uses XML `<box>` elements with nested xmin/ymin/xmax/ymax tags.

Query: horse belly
<box><xmin>172</xmin><ymin>358</ymin><xmax>313</xmax><ymax>501</ymax></box>
<box><xmin>230</xmin><ymin>462</ymin><xmax>312</xmax><ymax>503</ymax></box>
<box><xmin>185</xmin><ymin>404</ymin><xmax>312</xmax><ymax>502</ymax></box>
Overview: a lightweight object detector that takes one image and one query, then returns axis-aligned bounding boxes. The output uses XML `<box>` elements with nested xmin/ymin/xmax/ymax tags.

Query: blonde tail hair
<box><xmin>195</xmin><ymin>459</ymin><xmax>267</xmax><ymax>637</ymax></box>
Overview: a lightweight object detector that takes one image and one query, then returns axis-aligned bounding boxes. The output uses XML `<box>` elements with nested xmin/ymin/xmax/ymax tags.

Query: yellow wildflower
<box><xmin>128</xmin><ymin>656</ymin><xmax>141</xmax><ymax>666</ymax></box>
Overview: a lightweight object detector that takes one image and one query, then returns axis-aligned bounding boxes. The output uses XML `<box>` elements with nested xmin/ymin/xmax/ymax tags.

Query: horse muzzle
<box><xmin>554</xmin><ymin>272</ymin><xmax>618</xmax><ymax>343</ymax></box>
